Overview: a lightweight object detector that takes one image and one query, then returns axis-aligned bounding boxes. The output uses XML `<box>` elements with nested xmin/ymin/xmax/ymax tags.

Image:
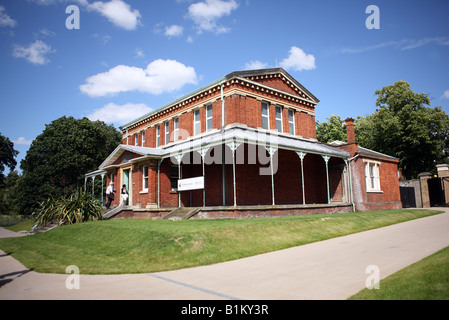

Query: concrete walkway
<box><xmin>1</xmin><ymin>209</ymin><xmax>449</xmax><ymax>300</ymax></box>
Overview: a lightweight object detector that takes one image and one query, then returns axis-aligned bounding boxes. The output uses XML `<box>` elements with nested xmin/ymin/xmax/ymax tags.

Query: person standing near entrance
<box><xmin>105</xmin><ymin>182</ymin><xmax>115</xmax><ymax>209</ymax></box>
<box><xmin>120</xmin><ymin>184</ymin><xmax>128</xmax><ymax>206</ymax></box>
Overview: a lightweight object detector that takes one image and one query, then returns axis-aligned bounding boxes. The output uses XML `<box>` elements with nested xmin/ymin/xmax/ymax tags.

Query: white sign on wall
<box><xmin>177</xmin><ymin>176</ymin><xmax>204</xmax><ymax>191</ymax></box>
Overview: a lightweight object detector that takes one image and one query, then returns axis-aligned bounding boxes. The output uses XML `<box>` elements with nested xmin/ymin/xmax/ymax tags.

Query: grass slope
<box><xmin>0</xmin><ymin>209</ymin><xmax>442</xmax><ymax>274</ymax></box>
<box><xmin>349</xmin><ymin>245</ymin><xmax>449</xmax><ymax>300</ymax></box>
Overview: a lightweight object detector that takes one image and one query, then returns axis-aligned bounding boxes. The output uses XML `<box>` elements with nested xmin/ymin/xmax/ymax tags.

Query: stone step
<box><xmin>163</xmin><ymin>207</ymin><xmax>200</xmax><ymax>220</ymax></box>
<box><xmin>103</xmin><ymin>206</ymin><xmax>132</xmax><ymax>219</ymax></box>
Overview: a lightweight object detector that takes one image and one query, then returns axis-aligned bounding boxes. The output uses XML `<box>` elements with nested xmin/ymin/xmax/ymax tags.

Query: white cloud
<box><xmin>187</xmin><ymin>0</ymin><xmax>239</xmax><ymax>34</ymax></box>
<box><xmin>12</xmin><ymin>40</ymin><xmax>54</xmax><ymax>65</ymax></box>
<box><xmin>165</xmin><ymin>25</ymin><xmax>184</xmax><ymax>38</ymax></box>
<box><xmin>35</xmin><ymin>28</ymin><xmax>56</xmax><ymax>38</ymax></box>
<box><xmin>442</xmin><ymin>90</ymin><xmax>449</xmax><ymax>99</ymax></box>
<box><xmin>75</xmin><ymin>0</ymin><xmax>89</xmax><ymax>5</ymax></box>
<box><xmin>279</xmin><ymin>46</ymin><xmax>316</xmax><ymax>72</ymax></box>
<box><xmin>244</xmin><ymin>60</ymin><xmax>268</xmax><ymax>70</ymax></box>
<box><xmin>28</xmin><ymin>0</ymin><xmax>89</xmax><ymax>5</ymax></box>
<box><xmin>87</xmin><ymin>103</ymin><xmax>152</xmax><ymax>125</ymax></box>
<box><xmin>87</xmin><ymin>0</ymin><xmax>141</xmax><ymax>30</ymax></box>
<box><xmin>13</xmin><ymin>137</ymin><xmax>32</xmax><ymax>146</ymax></box>
<box><xmin>28</xmin><ymin>0</ymin><xmax>143</xmax><ymax>31</ymax></box>
<box><xmin>0</xmin><ymin>6</ymin><xmax>17</xmax><ymax>28</ymax></box>
<box><xmin>80</xmin><ymin>59</ymin><xmax>198</xmax><ymax>97</ymax></box>
<box><xmin>341</xmin><ymin>37</ymin><xmax>449</xmax><ymax>54</ymax></box>
<box><xmin>135</xmin><ymin>48</ymin><xmax>144</xmax><ymax>58</ymax></box>
<box><xmin>92</xmin><ymin>33</ymin><xmax>111</xmax><ymax>44</ymax></box>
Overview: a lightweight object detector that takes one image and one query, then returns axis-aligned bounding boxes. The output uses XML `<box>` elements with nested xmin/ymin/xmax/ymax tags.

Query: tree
<box><xmin>0</xmin><ymin>171</ymin><xmax>21</xmax><ymax>215</ymax></box>
<box><xmin>316</xmin><ymin>115</ymin><xmax>347</xmax><ymax>143</ymax></box>
<box><xmin>0</xmin><ymin>133</ymin><xmax>19</xmax><ymax>187</ymax></box>
<box><xmin>355</xmin><ymin>81</ymin><xmax>449</xmax><ymax>179</ymax></box>
<box><xmin>18</xmin><ymin>116</ymin><xmax>122</xmax><ymax>216</ymax></box>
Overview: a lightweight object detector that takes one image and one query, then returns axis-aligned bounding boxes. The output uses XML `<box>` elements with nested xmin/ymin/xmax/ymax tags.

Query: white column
<box><xmin>345</xmin><ymin>158</ymin><xmax>354</xmax><ymax>209</ymax></box>
<box><xmin>101</xmin><ymin>173</ymin><xmax>105</xmax><ymax>204</ymax></box>
<box><xmin>296</xmin><ymin>151</ymin><xmax>307</xmax><ymax>205</ymax></box>
<box><xmin>226</xmin><ymin>141</ymin><xmax>241</xmax><ymax>207</ymax></box>
<box><xmin>322</xmin><ymin>155</ymin><xmax>331</xmax><ymax>204</ymax></box>
<box><xmin>267</xmin><ymin>146</ymin><xmax>278</xmax><ymax>206</ymax></box>
<box><xmin>199</xmin><ymin>148</ymin><xmax>208</xmax><ymax>207</ymax></box>
<box><xmin>175</xmin><ymin>154</ymin><xmax>183</xmax><ymax>208</ymax></box>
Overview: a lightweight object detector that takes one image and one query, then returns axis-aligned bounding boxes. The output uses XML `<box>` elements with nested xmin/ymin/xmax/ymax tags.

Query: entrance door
<box><xmin>400</xmin><ymin>186</ymin><xmax>417</xmax><ymax>208</ymax></box>
<box><xmin>123</xmin><ymin>168</ymin><xmax>131</xmax><ymax>206</ymax></box>
<box><xmin>428</xmin><ymin>178</ymin><xmax>444</xmax><ymax>207</ymax></box>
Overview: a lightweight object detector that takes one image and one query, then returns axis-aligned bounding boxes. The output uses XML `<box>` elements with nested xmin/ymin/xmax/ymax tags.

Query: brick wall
<box><xmin>193</xmin><ymin>204</ymin><xmax>353</xmax><ymax>219</ymax></box>
<box><xmin>111</xmin><ymin>203</ymin><xmax>353</xmax><ymax>220</ymax></box>
<box><xmin>350</xmin><ymin>156</ymin><xmax>402</xmax><ymax>211</ymax></box>
<box><xmin>160</xmin><ymin>158</ymin><xmax>179</xmax><ymax>208</ymax></box>
<box><xmin>121</xmin><ymin>80</ymin><xmax>319</xmax><ymax>148</ymax></box>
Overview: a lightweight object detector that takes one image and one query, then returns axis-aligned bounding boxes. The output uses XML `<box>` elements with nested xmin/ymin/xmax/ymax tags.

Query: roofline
<box><xmin>225</xmin><ymin>68</ymin><xmax>320</xmax><ymax>103</ymax></box>
<box><xmin>120</xmin><ymin>68</ymin><xmax>319</xmax><ymax>131</ymax></box>
<box><xmin>119</xmin><ymin>75</ymin><xmax>227</xmax><ymax>131</ymax></box>
<box><xmin>357</xmin><ymin>146</ymin><xmax>400</xmax><ymax>162</ymax></box>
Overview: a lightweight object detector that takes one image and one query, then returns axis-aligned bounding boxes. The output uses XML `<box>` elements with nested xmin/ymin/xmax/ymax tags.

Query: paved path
<box><xmin>1</xmin><ymin>209</ymin><xmax>449</xmax><ymax>300</ymax></box>
<box><xmin>0</xmin><ymin>227</ymin><xmax>27</xmax><ymax>239</ymax></box>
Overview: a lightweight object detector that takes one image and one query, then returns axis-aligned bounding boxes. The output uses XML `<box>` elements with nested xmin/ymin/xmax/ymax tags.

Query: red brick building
<box><xmin>85</xmin><ymin>68</ymin><xmax>401</xmax><ymax>219</ymax></box>
<box><xmin>330</xmin><ymin>118</ymin><xmax>402</xmax><ymax>212</ymax></box>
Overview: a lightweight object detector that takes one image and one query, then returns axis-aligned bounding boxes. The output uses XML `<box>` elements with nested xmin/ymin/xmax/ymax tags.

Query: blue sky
<box><xmin>1</xmin><ymin>0</ymin><xmax>449</xmax><ymax>172</ymax></box>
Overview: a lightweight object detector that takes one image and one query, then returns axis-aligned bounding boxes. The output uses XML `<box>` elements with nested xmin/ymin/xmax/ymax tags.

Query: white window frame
<box><xmin>261</xmin><ymin>102</ymin><xmax>269</xmax><ymax>130</ymax></box>
<box><xmin>275</xmin><ymin>106</ymin><xmax>283</xmax><ymax>133</ymax></box>
<box><xmin>364</xmin><ymin>160</ymin><xmax>382</xmax><ymax>192</ymax></box>
<box><xmin>174</xmin><ymin>118</ymin><xmax>179</xmax><ymax>142</ymax></box>
<box><xmin>194</xmin><ymin>109</ymin><xmax>201</xmax><ymax>136</ymax></box>
<box><xmin>156</xmin><ymin>125</ymin><xmax>160</xmax><ymax>147</ymax></box>
<box><xmin>288</xmin><ymin>109</ymin><xmax>295</xmax><ymax>135</ymax></box>
<box><xmin>141</xmin><ymin>131</ymin><xmax>145</xmax><ymax>147</ymax></box>
<box><xmin>165</xmin><ymin>121</ymin><xmax>169</xmax><ymax>145</ymax></box>
<box><xmin>142</xmin><ymin>166</ymin><xmax>148</xmax><ymax>191</ymax></box>
<box><xmin>206</xmin><ymin>105</ymin><xmax>213</xmax><ymax>132</ymax></box>
<box><xmin>134</xmin><ymin>133</ymin><xmax>138</xmax><ymax>146</ymax></box>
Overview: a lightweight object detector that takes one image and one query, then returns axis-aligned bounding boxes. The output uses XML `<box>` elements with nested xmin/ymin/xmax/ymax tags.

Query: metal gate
<box><xmin>428</xmin><ymin>178</ymin><xmax>445</xmax><ymax>207</ymax></box>
<box><xmin>400</xmin><ymin>186</ymin><xmax>417</xmax><ymax>208</ymax></box>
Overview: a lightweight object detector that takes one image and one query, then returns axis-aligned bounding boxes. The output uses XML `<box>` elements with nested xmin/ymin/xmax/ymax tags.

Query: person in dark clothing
<box><xmin>105</xmin><ymin>182</ymin><xmax>115</xmax><ymax>209</ymax></box>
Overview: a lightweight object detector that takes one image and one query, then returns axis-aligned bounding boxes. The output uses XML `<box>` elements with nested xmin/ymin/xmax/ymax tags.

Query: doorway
<box><xmin>123</xmin><ymin>168</ymin><xmax>131</xmax><ymax>206</ymax></box>
<box><xmin>428</xmin><ymin>178</ymin><xmax>445</xmax><ymax>207</ymax></box>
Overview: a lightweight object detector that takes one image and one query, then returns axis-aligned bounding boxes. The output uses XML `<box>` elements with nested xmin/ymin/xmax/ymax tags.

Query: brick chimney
<box><xmin>345</xmin><ymin>117</ymin><xmax>356</xmax><ymax>143</ymax></box>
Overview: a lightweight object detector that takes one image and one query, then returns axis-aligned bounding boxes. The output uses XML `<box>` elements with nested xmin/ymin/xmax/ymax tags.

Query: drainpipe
<box><xmin>349</xmin><ymin>153</ymin><xmax>359</xmax><ymax>162</ymax></box>
<box><xmin>157</xmin><ymin>159</ymin><xmax>162</xmax><ymax>208</ymax></box>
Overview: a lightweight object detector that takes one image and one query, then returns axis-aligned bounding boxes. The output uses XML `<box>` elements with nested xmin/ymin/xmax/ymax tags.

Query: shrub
<box><xmin>33</xmin><ymin>189</ymin><xmax>103</xmax><ymax>227</ymax></box>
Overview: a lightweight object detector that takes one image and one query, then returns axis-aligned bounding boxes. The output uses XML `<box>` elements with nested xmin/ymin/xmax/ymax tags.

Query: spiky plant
<box><xmin>33</xmin><ymin>189</ymin><xmax>103</xmax><ymax>227</ymax></box>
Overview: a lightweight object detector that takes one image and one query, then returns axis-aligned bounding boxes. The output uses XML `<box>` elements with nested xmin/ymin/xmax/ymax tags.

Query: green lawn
<box><xmin>349</xmin><ymin>245</ymin><xmax>449</xmax><ymax>300</ymax></box>
<box><xmin>0</xmin><ymin>215</ymin><xmax>34</xmax><ymax>232</ymax></box>
<box><xmin>0</xmin><ymin>209</ymin><xmax>443</xmax><ymax>275</ymax></box>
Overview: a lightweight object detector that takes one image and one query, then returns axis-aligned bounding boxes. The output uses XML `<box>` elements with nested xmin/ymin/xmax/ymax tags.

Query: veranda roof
<box><xmin>97</xmin><ymin>124</ymin><xmax>349</xmax><ymax>171</ymax></box>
